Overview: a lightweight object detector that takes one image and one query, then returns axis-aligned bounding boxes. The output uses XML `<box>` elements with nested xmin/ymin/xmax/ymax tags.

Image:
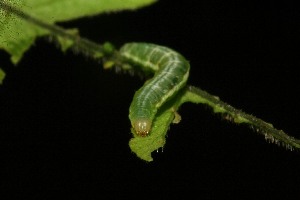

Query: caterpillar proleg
<box><xmin>120</xmin><ymin>43</ymin><xmax>190</xmax><ymax>136</ymax></box>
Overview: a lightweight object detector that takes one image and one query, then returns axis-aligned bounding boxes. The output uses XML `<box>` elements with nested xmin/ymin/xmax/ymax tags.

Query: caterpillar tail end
<box><xmin>132</xmin><ymin>119</ymin><xmax>152</xmax><ymax>137</ymax></box>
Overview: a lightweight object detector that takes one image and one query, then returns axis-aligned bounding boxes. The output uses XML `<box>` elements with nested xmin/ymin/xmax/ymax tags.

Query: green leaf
<box><xmin>0</xmin><ymin>0</ymin><xmax>157</xmax><ymax>64</ymax></box>
<box><xmin>129</xmin><ymin>105</ymin><xmax>173</xmax><ymax>162</ymax></box>
<box><xmin>129</xmin><ymin>85</ymin><xmax>300</xmax><ymax>161</ymax></box>
<box><xmin>129</xmin><ymin>89</ymin><xmax>186</xmax><ymax>162</ymax></box>
<box><xmin>0</xmin><ymin>68</ymin><xmax>5</xmax><ymax>84</ymax></box>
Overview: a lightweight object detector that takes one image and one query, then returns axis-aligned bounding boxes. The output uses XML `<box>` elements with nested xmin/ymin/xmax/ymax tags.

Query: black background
<box><xmin>1</xmin><ymin>0</ymin><xmax>300</xmax><ymax>197</ymax></box>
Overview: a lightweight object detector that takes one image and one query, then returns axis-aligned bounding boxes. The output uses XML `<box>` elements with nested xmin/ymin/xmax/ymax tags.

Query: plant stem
<box><xmin>0</xmin><ymin>1</ymin><xmax>104</xmax><ymax>59</ymax></box>
<box><xmin>187</xmin><ymin>86</ymin><xmax>300</xmax><ymax>150</ymax></box>
<box><xmin>2</xmin><ymin>0</ymin><xmax>299</xmax><ymax>151</ymax></box>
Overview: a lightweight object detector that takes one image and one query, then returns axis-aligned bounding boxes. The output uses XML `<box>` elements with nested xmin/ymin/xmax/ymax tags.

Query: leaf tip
<box><xmin>0</xmin><ymin>68</ymin><xmax>6</xmax><ymax>85</ymax></box>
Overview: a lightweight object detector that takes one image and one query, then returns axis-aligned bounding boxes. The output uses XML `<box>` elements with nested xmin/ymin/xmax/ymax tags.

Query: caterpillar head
<box><xmin>132</xmin><ymin>119</ymin><xmax>152</xmax><ymax>137</ymax></box>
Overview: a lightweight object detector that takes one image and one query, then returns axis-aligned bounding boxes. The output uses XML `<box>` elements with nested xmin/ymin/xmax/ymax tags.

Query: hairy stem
<box><xmin>186</xmin><ymin>86</ymin><xmax>300</xmax><ymax>150</ymax></box>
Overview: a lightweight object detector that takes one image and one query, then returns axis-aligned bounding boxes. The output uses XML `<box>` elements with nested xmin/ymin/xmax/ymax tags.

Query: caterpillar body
<box><xmin>119</xmin><ymin>43</ymin><xmax>190</xmax><ymax>137</ymax></box>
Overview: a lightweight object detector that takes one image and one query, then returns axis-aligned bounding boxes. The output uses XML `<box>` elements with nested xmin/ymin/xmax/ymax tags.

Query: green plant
<box><xmin>1</xmin><ymin>0</ymin><xmax>299</xmax><ymax>161</ymax></box>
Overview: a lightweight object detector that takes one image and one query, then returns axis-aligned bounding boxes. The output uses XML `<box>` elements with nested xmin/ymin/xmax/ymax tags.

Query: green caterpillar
<box><xmin>119</xmin><ymin>43</ymin><xmax>190</xmax><ymax>136</ymax></box>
